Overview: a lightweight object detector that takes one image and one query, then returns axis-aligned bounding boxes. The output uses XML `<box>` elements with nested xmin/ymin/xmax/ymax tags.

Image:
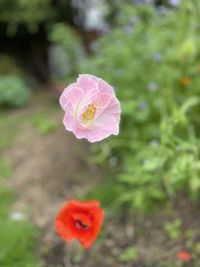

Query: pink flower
<box><xmin>60</xmin><ymin>74</ymin><xmax>121</xmax><ymax>142</ymax></box>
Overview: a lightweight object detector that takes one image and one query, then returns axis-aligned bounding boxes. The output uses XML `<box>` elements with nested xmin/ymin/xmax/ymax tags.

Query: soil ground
<box><xmin>1</xmin><ymin>92</ymin><xmax>200</xmax><ymax>267</ymax></box>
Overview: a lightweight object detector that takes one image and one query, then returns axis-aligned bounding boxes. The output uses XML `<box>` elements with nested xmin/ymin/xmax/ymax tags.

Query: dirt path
<box><xmin>3</xmin><ymin>95</ymin><xmax>103</xmax><ymax>266</ymax></box>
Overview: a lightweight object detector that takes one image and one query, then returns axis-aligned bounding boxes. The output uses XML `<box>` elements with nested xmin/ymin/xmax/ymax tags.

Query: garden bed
<box><xmin>1</xmin><ymin>93</ymin><xmax>199</xmax><ymax>267</ymax></box>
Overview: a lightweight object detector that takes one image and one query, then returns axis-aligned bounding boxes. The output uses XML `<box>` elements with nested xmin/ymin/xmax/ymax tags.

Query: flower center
<box><xmin>82</xmin><ymin>104</ymin><xmax>96</xmax><ymax>121</ymax></box>
<box><xmin>76</xmin><ymin>220</ymin><xmax>91</xmax><ymax>230</ymax></box>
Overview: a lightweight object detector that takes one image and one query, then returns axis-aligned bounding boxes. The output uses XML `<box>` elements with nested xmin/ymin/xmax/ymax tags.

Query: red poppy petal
<box><xmin>177</xmin><ymin>250</ymin><xmax>192</xmax><ymax>262</ymax></box>
<box><xmin>55</xmin><ymin>215</ymin><xmax>74</xmax><ymax>241</ymax></box>
<box><xmin>55</xmin><ymin>200</ymin><xmax>104</xmax><ymax>248</ymax></box>
<box><xmin>68</xmin><ymin>199</ymin><xmax>100</xmax><ymax>210</ymax></box>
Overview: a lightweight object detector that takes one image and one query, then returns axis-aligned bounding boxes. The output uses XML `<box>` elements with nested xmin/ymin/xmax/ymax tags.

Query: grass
<box><xmin>0</xmin><ymin>159</ymin><xmax>12</xmax><ymax>179</ymax></box>
<box><xmin>118</xmin><ymin>247</ymin><xmax>139</xmax><ymax>263</ymax></box>
<box><xmin>0</xmin><ymin>110</ymin><xmax>23</xmax><ymax>150</ymax></box>
<box><xmin>31</xmin><ymin>111</ymin><xmax>59</xmax><ymax>135</ymax></box>
<box><xmin>0</xmin><ymin>183</ymin><xmax>40</xmax><ymax>267</ymax></box>
<box><xmin>0</xmin><ymin>107</ymin><xmax>40</xmax><ymax>267</ymax></box>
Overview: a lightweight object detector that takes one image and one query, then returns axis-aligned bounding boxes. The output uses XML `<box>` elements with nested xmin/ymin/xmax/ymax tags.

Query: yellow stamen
<box><xmin>82</xmin><ymin>104</ymin><xmax>96</xmax><ymax>121</ymax></box>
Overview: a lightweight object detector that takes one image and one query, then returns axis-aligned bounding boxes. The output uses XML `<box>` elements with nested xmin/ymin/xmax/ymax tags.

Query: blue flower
<box><xmin>145</xmin><ymin>0</ymin><xmax>154</xmax><ymax>4</ymax></box>
<box><xmin>123</xmin><ymin>25</ymin><xmax>134</xmax><ymax>35</ymax></box>
<box><xmin>168</xmin><ymin>0</ymin><xmax>180</xmax><ymax>6</ymax></box>
<box><xmin>153</xmin><ymin>53</ymin><xmax>162</xmax><ymax>62</ymax></box>
<box><xmin>156</xmin><ymin>5</ymin><xmax>167</xmax><ymax>14</ymax></box>
<box><xmin>138</xmin><ymin>101</ymin><xmax>148</xmax><ymax>110</ymax></box>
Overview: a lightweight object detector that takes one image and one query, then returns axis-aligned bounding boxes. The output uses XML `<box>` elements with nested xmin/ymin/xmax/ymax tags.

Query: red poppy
<box><xmin>55</xmin><ymin>200</ymin><xmax>104</xmax><ymax>248</ymax></box>
<box><xmin>177</xmin><ymin>250</ymin><xmax>192</xmax><ymax>262</ymax></box>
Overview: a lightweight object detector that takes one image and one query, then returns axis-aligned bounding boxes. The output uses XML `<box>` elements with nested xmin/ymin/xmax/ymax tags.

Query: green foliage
<box><xmin>0</xmin><ymin>0</ymin><xmax>52</xmax><ymax>35</ymax></box>
<box><xmin>0</xmin><ymin>75</ymin><xmax>31</xmax><ymax>108</ymax></box>
<box><xmin>0</xmin><ymin>219</ymin><xmax>38</xmax><ymax>267</ymax></box>
<box><xmin>85</xmin><ymin>183</ymin><xmax>122</xmax><ymax>210</ymax></box>
<box><xmin>0</xmin><ymin>159</ymin><xmax>12</xmax><ymax>179</ymax></box>
<box><xmin>31</xmin><ymin>111</ymin><xmax>58</xmax><ymax>135</ymax></box>
<box><xmin>48</xmin><ymin>23</ymin><xmax>83</xmax><ymax>77</ymax></box>
<box><xmin>0</xmin><ymin>189</ymin><xmax>13</xmax><ymax>217</ymax></box>
<box><xmin>194</xmin><ymin>242</ymin><xmax>200</xmax><ymax>256</ymax></box>
<box><xmin>119</xmin><ymin>246</ymin><xmax>139</xmax><ymax>263</ymax></box>
<box><xmin>48</xmin><ymin>23</ymin><xmax>80</xmax><ymax>55</ymax></box>
<box><xmin>164</xmin><ymin>219</ymin><xmax>182</xmax><ymax>240</ymax></box>
<box><xmin>81</xmin><ymin>1</ymin><xmax>200</xmax><ymax>210</ymax></box>
<box><xmin>0</xmin><ymin>187</ymin><xmax>39</xmax><ymax>267</ymax></box>
<box><xmin>0</xmin><ymin>110</ymin><xmax>22</xmax><ymax>149</ymax></box>
<box><xmin>185</xmin><ymin>229</ymin><xmax>196</xmax><ymax>249</ymax></box>
<box><xmin>0</xmin><ymin>54</ymin><xmax>22</xmax><ymax>76</ymax></box>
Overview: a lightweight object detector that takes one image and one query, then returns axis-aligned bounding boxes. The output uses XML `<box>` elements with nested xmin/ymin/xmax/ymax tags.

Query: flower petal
<box><xmin>59</xmin><ymin>74</ymin><xmax>121</xmax><ymax>142</ymax></box>
<box><xmin>74</xmin><ymin>115</ymin><xmax>119</xmax><ymax>142</ymax></box>
<box><xmin>55</xmin><ymin>200</ymin><xmax>104</xmax><ymax>249</ymax></box>
<box><xmin>77</xmin><ymin>75</ymin><xmax>99</xmax><ymax>95</ymax></box>
<box><xmin>63</xmin><ymin>112</ymin><xmax>78</xmax><ymax>132</ymax></box>
<box><xmin>98</xmin><ymin>78</ymin><xmax>115</xmax><ymax>95</ymax></box>
<box><xmin>93</xmin><ymin>93</ymin><xmax>111</xmax><ymax>118</ymax></box>
<box><xmin>59</xmin><ymin>85</ymin><xmax>84</xmax><ymax>112</ymax></box>
<box><xmin>104</xmin><ymin>95</ymin><xmax>121</xmax><ymax>119</ymax></box>
<box><xmin>67</xmin><ymin>200</ymin><xmax>100</xmax><ymax>210</ymax></box>
<box><xmin>79</xmin><ymin>74</ymin><xmax>115</xmax><ymax>95</ymax></box>
<box><xmin>91</xmin><ymin>115</ymin><xmax>119</xmax><ymax>140</ymax></box>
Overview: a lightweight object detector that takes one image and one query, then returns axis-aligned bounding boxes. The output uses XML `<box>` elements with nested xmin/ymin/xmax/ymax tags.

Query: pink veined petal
<box><xmin>77</xmin><ymin>75</ymin><xmax>99</xmax><ymax>95</ymax></box>
<box><xmin>79</xmin><ymin>74</ymin><xmax>115</xmax><ymax>95</ymax></box>
<box><xmin>93</xmin><ymin>114</ymin><xmax>119</xmax><ymax>134</ymax></box>
<box><xmin>60</xmin><ymin>90</ymin><xmax>68</xmax><ymax>110</ymax></box>
<box><xmin>92</xmin><ymin>93</ymin><xmax>111</xmax><ymax>119</ymax></box>
<box><xmin>98</xmin><ymin>78</ymin><xmax>115</xmax><ymax>95</ymax></box>
<box><xmin>75</xmin><ymin>114</ymin><xmax>119</xmax><ymax>142</ymax></box>
<box><xmin>63</xmin><ymin>100</ymin><xmax>76</xmax><ymax>118</ymax></box>
<box><xmin>59</xmin><ymin>83</ymin><xmax>78</xmax><ymax>110</ymax></box>
<box><xmin>104</xmin><ymin>96</ymin><xmax>121</xmax><ymax>117</ymax></box>
<box><xmin>63</xmin><ymin>112</ymin><xmax>78</xmax><ymax>132</ymax></box>
<box><xmin>93</xmin><ymin>94</ymin><xmax>121</xmax><ymax>123</ymax></box>
<box><xmin>77</xmin><ymin>75</ymin><xmax>100</xmax><ymax>116</ymax></box>
<box><xmin>90</xmin><ymin>115</ymin><xmax>119</xmax><ymax>142</ymax></box>
<box><xmin>60</xmin><ymin>85</ymin><xmax>84</xmax><ymax>117</ymax></box>
<box><xmin>72</xmin><ymin>127</ymin><xmax>89</xmax><ymax>140</ymax></box>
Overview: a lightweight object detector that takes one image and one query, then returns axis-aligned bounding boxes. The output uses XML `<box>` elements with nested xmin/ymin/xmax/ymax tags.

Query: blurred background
<box><xmin>1</xmin><ymin>0</ymin><xmax>200</xmax><ymax>266</ymax></box>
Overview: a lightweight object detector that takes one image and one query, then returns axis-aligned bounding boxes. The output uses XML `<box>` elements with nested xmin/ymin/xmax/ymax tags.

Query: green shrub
<box><xmin>0</xmin><ymin>54</ymin><xmax>22</xmax><ymax>76</ymax></box>
<box><xmin>0</xmin><ymin>0</ymin><xmax>52</xmax><ymax>35</ymax></box>
<box><xmin>81</xmin><ymin>1</ymin><xmax>200</xmax><ymax>210</ymax></box>
<box><xmin>48</xmin><ymin>23</ymin><xmax>83</xmax><ymax>78</ymax></box>
<box><xmin>0</xmin><ymin>75</ymin><xmax>31</xmax><ymax>108</ymax></box>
